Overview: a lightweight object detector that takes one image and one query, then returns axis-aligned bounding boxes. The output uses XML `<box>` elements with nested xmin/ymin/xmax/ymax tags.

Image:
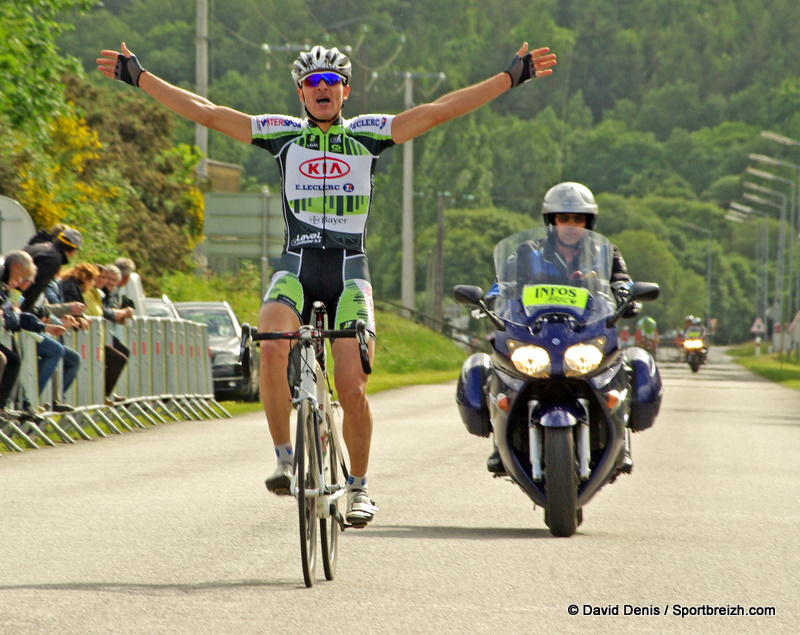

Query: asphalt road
<box><xmin>1</xmin><ymin>348</ymin><xmax>798</xmax><ymax>633</ymax></box>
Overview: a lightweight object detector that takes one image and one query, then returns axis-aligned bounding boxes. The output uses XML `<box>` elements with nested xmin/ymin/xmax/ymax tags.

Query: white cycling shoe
<box><xmin>265</xmin><ymin>463</ymin><xmax>293</xmax><ymax>496</ymax></box>
<box><xmin>346</xmin><ymin>490</ymin><xmax>378</xmax><ymax>527</ymax></box>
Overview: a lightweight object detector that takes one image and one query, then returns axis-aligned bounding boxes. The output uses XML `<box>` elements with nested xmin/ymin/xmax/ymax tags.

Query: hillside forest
<box><xmin>3</xmin><ymin>0</ymin><xmax>800</xmax><ymax>342</ymax></box>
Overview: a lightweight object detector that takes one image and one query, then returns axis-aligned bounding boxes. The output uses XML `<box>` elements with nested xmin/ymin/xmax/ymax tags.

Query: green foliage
<box><xmin>416</xmin><ymin>206</ymin><xmax>532</xmax><ymax>298</ymax></box>
<box><xmin>157</xmin><ymin>262</ymin><xmax>262</xmax><ymax>325</ymax></box>
<box><xmin>612</xmin><ymin>229</ymin><xmax>705</xmax><ymax>332</ymax></box>
<box><xmin>0</xmin><ymin>0</ymin><xmax>97</xmax><ymax>137</ymax></box>
<box><xmin>373</xmin><ymin>310</ymin><xmax>465</xmax><ymax>375</ymax></box>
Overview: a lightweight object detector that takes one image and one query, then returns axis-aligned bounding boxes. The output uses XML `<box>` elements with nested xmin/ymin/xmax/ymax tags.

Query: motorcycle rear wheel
<box><xmin>544</xmin><ymin>427</ymin><xmax>579</xmax><ymax>537</ymax></box>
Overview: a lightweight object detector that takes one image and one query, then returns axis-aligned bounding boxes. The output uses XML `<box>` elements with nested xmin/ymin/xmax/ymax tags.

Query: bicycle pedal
<box><xmin>345</xmin><ymin>521</ymin><xmax>368</xmax><ymax>529</ymax></box>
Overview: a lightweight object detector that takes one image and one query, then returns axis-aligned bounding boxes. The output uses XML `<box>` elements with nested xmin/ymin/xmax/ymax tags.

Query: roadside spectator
<box><xmin>0</xmin><ymin>253</ymin><xmax>26</xmax><ymax>420</ymax></box>
<box><xmin>21</xmin><ymin>228</ymin><xmax>83</xmax><ymax>314</ymax></box>
<box><xmin>40</xmin><ymin>272</ymin><xmax>89</xmax><ymax>413</ymax></box>
<box><xmin>101</xmin><ymin>264</ymin><xmax>133</xmax><ymax>403</ymax></box>
<box><xmin>0</xmin><ymin>251</ymin><xmax>64</xmax><ymax>423</ymax></box>
<box><xmin>114</xmin><ymin>257</ymin><xmax>137</xmax><ymax>311</ymax></box>
<box><xmin>63</xmin><ymin>263</ymin><xmax>128</xmax><ymax>403</ymax></box>
<box><xmin>84</xmin><ymin>264</ymin><xmax>107</xmax><ymax>317</ymax></box>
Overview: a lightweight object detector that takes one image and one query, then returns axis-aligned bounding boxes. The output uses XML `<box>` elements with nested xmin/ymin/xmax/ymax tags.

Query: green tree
<box><xmin>0</xmin><ymin>0</ymin><xmax>97</xmax><ymax>137</ymax></box>
<box><xmin>416</xmin><ymin>206</ymin><xmax>531</xmax><ymax>303</ymax></box>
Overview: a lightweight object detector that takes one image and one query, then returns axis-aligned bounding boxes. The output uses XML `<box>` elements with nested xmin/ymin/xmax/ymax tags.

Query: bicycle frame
<box><xmin>289</xmin><ymin>323</ymin><xmax>347</xmax><ymax>520</ymax></box>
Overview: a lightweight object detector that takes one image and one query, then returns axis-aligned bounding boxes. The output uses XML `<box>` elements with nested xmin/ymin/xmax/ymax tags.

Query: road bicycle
<box><xmin>239</xmin><ymin>302</ymin><xmax>371</xmax><ymax>587</ymax></box>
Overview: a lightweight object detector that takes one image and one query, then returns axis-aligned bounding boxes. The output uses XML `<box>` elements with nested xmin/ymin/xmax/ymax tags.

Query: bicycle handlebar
<box><xmin>239</xmin><ymin>320</ymin><xmax>372</xmax><ymax>375</ymax></box>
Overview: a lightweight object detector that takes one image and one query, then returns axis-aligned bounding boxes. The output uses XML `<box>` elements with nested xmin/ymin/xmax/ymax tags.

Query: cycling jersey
<box><xmin>251</xmin><ymin>114</ymin><xmax>395</xmax><ymax>253</ymax></box>
<box><xmin>637</xmin><ymin>317</ymin><xmax>657</xmax><ymax>336</ymax></box>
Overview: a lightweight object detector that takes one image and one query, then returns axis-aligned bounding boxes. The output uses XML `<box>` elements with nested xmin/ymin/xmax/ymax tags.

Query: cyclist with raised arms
<box><xmin>98</xmin><ymin>39</ymin><xmax>556</xmax><ymax>527</ymax></box>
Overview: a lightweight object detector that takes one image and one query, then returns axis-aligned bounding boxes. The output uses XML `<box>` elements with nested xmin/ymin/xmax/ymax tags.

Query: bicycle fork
<box><xmin>293</xmin><ymin>339</ymin><xmax>346</xmax><ymax>521</ymax></box>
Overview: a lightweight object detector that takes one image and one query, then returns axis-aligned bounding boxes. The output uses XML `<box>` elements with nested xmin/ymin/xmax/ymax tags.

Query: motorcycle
<box><xmin>683</xmin><ymin>337</ymin><xmax>707</xmax><ymax>373</ymax></box>
<box><xmin>455</xmin><ymin>227</ymin><xmax>663</xmax><ymax>537</ymax></box>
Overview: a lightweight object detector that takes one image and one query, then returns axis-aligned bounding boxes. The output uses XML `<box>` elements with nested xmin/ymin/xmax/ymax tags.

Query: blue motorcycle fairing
<box><xmin>539</xmin><ymin>405</ymin><xmax>582</xmax><ymax>428</ymax></box>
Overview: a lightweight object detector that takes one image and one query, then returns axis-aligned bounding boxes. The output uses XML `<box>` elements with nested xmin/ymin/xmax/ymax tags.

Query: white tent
<box><xmin>0</xmin><ymin>196</ymin><xmax>36</xmax><ymax>252</ymax></box>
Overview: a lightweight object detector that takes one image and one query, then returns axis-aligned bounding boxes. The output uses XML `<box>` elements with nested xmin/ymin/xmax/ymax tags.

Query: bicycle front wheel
<box><xmin>296</xmin><ymin>400</ymin><xmax>318</xmax><ymax>587</ymax></box>
<box><xmin>320</xmin><ymin>411</ymin><xmax>341</xmax><ymax>581</ymax></box>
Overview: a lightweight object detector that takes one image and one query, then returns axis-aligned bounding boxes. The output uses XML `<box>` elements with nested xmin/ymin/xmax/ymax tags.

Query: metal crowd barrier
<box><xmin>0</xmin><ymin>316</ymin><xmax>231</xmax><ymax>452</ymax></box>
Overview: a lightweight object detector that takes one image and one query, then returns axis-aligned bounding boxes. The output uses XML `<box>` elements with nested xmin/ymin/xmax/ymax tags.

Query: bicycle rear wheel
<box><xmin>296</xmin><ymin>400</ymin><xmax>318</xmax><ymax>587</ymax></box>
<box><xmin>320</xmin><ymin>411</ymin><xmax>341</xmax><ymax>580</ymax></box>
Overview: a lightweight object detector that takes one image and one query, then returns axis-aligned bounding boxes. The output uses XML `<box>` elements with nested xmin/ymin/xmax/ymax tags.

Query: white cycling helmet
<box><xmin>291</xmin><ymin>46</ymin><xmax>352</xmax><ymax>86</ymax></box>
<box><xmin>541</xmin><ymin>182</ymin><xmax>599</xmax><ymax>230</ymax></box>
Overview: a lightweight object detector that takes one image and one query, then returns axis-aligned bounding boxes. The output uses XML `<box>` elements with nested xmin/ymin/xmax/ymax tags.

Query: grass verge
<box><xmin>727</xmin><ymin>340</ymin><xmax>800</xmax><ymax>391</ymax></box>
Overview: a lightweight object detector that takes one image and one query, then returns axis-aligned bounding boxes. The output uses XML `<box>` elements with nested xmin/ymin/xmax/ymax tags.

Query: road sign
<box><xmin>750</xmin><ymin>317</ymin><xmax>766</xmax><ymax>334</ymax></box>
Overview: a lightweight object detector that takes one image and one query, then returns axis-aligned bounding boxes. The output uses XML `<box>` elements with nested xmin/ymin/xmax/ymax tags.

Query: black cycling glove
<box><xmin>505</xmin><ymin>52</ymin><xmax>536</xmax><ymax>88</ymax></box>
<box><xmin>612</xmin><ymin>280</ymin><xmax>642</xmax><ymax>319</ymax></box>
<box><xmin>115</xmin><ymin>52</ymin><xmax>146</xmax><ymax>87</ymax></box>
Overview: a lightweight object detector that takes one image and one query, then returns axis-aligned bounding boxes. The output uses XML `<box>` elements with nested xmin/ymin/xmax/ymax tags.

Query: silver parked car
<box><xmin>143</xmin><ymin>294</ymin><xmax>181</xmax><ymax>319</ymax></box>
<box><xmin>173</xmin><ymin>301</ymin><xmax>260</xmax><ymax>402</ymax></box>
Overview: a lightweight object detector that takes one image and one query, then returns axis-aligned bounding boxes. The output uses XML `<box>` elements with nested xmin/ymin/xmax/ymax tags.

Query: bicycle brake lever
<box><xmin>239</xmin><ymin>323</ymin><xmax>252</xmax><ymax>364</ymax></box>
<box><xmin>356</xmin><ymin>319</ymin><xmax>372</xmax><ymax>375</ymax></box>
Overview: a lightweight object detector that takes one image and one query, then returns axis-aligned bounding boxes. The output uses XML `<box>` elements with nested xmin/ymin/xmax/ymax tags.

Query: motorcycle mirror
<box><xmin>453</xmin><ymin>284</ymin><xmax>506</xmax><ymax>331</ymax></box>
<box><xmin>631</xmin><ymin>282</ymin><xmax>660</xmax><ymax>302</ymax></box>
<box><xmin>605</xmin><ymin>281</ymin><xmax>661</xmax><ymax>328</ymax></box>
<box><xmin>453</xmin><ymin>285</ymin><xmax>484</xmax><ymax>306</ymax></box>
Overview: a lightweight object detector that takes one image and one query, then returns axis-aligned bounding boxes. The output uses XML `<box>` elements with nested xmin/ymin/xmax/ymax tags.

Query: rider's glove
<box><xmin>623</xmin><ymin>301</ymin><xmax>642</xmax><ymax>319</ymax></box>
<box><xmin>612</xmin><ymin>280</ymin><xmax>642</xmax><ymax>319</ymax></box>
<box><xmin>505</xmin><ymin>51</ymin><xmax>536</xmax><ymax>88</ymax></box>
<box><xmin>115</xmin><ymin>52</ymin><xmax>146</xmax><ymax>87</ymax></box>
<box><xmin>611</xmin><ymin>280</ymin><xmax>632</xmax><ymax>304</ymax></box>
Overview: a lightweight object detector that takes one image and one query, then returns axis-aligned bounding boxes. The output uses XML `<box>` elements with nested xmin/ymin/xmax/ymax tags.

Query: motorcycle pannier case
<box><xmin>456</xmin><ymin>353</ymin><xmax>492</xmax><ymax>437</ymax></box>
<box><xmin>624</xmin><ymin>346</ymin><xmax>663</xmax><ymax>431</ymax></box>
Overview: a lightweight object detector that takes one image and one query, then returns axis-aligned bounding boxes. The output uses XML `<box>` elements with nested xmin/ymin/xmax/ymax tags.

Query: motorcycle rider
<box><xmin>485</xmin><ymin>182</ymin><xmax>641</xmax><ymax>475</ymax></box>
<box><xmin>683</xmin><ymin>316</ymin><xmax>707</xmax><ymax>341</ymax></box>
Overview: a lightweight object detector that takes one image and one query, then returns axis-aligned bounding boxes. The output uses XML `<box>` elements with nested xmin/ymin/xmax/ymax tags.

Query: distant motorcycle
<box><xmin>683</xmin><ymin>338</ymin><xmax>707</xmax><ymax>373</ymax></box>
<box><xmin>455</xmin><ymin>227</ymin><xmax>663</xmax><ymax>537</ymax></box>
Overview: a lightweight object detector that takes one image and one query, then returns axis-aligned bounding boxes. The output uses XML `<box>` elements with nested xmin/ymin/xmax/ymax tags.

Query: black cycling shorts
<box><xmin>262</xmin><ymin>248</ymin><xmax>376</xmax><ymax>336</ymax></box>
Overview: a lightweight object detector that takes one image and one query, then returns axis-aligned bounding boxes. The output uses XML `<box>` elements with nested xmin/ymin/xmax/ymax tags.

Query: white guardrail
<box><xmin>1</xmin><ymin>316</ymin><xmax>231</xmax><ymax>453</ymax></box>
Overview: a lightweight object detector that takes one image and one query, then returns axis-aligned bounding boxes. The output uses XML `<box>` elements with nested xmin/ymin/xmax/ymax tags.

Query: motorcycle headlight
<box><xmin>683</xmin><ymin>339</ymin><xmax>704</xmax><ymax>349</ymax></box>
<box><xmin>509</xmin><ymin>342</ymin><xmax>551</xmax><ymax>377</ymax></box>
<box><xmin>564</xmin><ymin>337</ymin><xmax>606</xmax><ymax>376</ymax></box>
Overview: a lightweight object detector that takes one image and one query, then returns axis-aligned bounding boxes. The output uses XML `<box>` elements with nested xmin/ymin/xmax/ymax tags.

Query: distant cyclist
<box><xmin>98</xmin><ymin>39</ymin><xmax>556</xmax><ymax>526</ymax></box>
<box><xmin>635</xmin><ymin>315</ymin><xmax>658</xmax><ymax>355</ymax></box>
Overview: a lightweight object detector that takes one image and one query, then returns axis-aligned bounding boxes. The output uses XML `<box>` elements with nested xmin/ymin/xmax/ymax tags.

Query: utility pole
<box><xmin>195</xmin><ymin>0</ymin><xmax>208</xmax><ymax>178</ymax></box>
<box><xmin>433</xmin><ymin>192</ymin><xmax>446</xmax><ymax>326</ymax></box>
<box><xmin>373</xmin><ymin>71</ymin><xmax>445</xmax><ymax>316</ymax></box>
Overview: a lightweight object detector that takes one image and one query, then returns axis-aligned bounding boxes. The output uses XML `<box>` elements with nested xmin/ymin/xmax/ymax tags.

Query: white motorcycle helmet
<box><xmin>291</xmin><ymin>46</ymin><xmax>352</xmax><ymax>86</ymax></box>
<box><xmin>541</xmin><ymin>182</ymin><xmax>599</xmax><ymax>230</ymax></box>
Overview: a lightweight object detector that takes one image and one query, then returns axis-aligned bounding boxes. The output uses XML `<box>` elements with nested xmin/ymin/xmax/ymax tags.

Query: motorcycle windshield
<box><xmin>493</xmin><ymin>227</ymin><xmax>616</xmax><ymax>324</ymax></box>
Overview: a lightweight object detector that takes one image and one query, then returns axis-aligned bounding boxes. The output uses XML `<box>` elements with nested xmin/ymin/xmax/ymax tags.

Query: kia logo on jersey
<box><xmin>299</xmin><ymin>157</ymin><xmax>351</xmax><ymax>179</ymax></box>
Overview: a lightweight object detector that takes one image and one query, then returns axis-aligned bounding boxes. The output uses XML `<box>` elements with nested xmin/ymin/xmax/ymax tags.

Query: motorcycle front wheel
<box><xmin>544</xmin><ymin>427</ymin><xmax>578</xmax><ymax>537</ymax></box>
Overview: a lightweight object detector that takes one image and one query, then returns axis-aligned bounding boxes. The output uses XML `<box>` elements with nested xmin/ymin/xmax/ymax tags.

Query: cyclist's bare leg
<box><xmin>258</xmin><ymin>301</ymin><xmax>300</xmax><ymax>465</ymax></box>
<box><xmin>331</xmin><ymin>337</ymin><xmax>375</xmax><ymax>477</ymax></box>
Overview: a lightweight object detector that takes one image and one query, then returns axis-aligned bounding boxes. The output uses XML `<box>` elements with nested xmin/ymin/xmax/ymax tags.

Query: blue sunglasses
<box><xmin>303</xmin><ymin>72</ymin><xmax>344</xmax><ymax>88</ymax></box>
